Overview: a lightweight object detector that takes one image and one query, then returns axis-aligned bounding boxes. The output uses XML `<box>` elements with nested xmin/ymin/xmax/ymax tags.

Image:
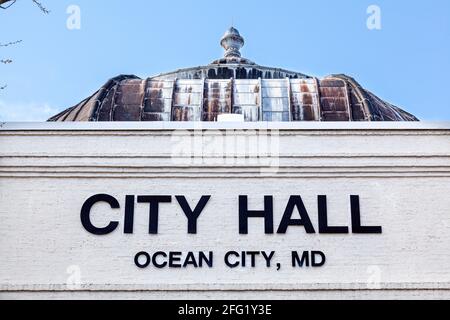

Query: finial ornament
<box><xmin>211</xmin><ymin>27</ymin><xmax>254</xmax><ymax>65</ymax></box>
<box><xmin>221</xmin><ymin>27</ymin><xmax>244</xmax><ymax>58</ymax></box>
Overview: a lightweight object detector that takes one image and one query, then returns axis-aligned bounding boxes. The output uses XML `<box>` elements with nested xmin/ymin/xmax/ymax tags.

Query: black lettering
<box><xmin>176</xmin><ymin>196</ymin><xmax>211</xmax><ymax>234</ymax></box>
<box><xmin>137</xmin><ymin>196</ymin><xmax>172</xmax><ymax>234</ymax></box>
<box><xmin>169</xmin><ymin>252</ymin><xmax>182</xmax><ymax>268</ymax></box>
<box><xmin>351</xmin><ymin>196</ymin><xmax>382</xmax><ymax>234</ymax></box>
<box><xmin>225</xmin><ymin>251</ymin><xmax>240</xmax><ymax>268</ymax></box>
<box><xmin>311</xmin><ymin>251</ymin><xmax>326</xmax><ymax>267</ymax></box>
<box><xmin>152</xmin><ymin>251</ymin><xmax>168</xmax><ymax>269</ymax></box>
<box><xmin>80</xmin><ymin>194</ymin><xmax>120</xmax><ymax>235</ymax></box>
<box><xmin>183</xmin><ymin>252</ymin><xmax>198</xmax><ymax>268</ymax></box>
<box><xmin>239</xmin><ymin>196</ymin><xmax>274</xmax><ymax>234</ymax></box>
<box><xmin>124</xmin><ymin>195</ymin><xmax>135</xmax><ymax>234</ymax></box>
<box><xmin>318</xmin><ymin>195</ymin><xmax>349</xmax><ymax>234</ymax></box>
<box><xmin>134</xmin><ymin>251</ymin><xmax>151</xmax><ymax>268</ymax></box>
<box><xmin>277</xmin><ymin>196</ymin><xmax>315</xmax><ymax>234</ymax></box>
<box><xmin>292</xmin><ymin>251</ymin><xmax>310</xmax><ymax>267</ymax></box>
<box><xmin>261</xmin><ymin>251</ymin><xmax>275</xmax><ymax>268</ymax></box>
<box><xmin>199</xmin><ymin>251</ymin><xmax>213</xmax><ymax>268</ymax></box>
<box><xmin>247</xmin><ymin>251</ymin><xmax>260</xmax><ymax>268</ymax></box>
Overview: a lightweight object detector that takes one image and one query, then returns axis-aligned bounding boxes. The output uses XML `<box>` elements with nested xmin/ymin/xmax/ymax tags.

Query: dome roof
<box><xmin>49</xmin><ymin>27</ymin><xmax>418</xmax><ymax>122</ymax></box>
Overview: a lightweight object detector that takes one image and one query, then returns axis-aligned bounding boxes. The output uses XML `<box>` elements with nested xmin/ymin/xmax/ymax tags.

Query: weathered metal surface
<box><xmin>48</xmin><ymin>27</ymin><xmax>419</xmax><ymax>122</ymax></box>
<box><xmin>172</xmin><ymin>80</ymin><xmax>203</xmax><ymax>121</ymax></box>
<box><xmin>290</xmin><ymin>79</ymin><xmax>320</xmax><ymax>121</ymax></box>
<box><xmin>203</xmin><ymin>80</ymin><xmax>232</xmax><ymax>121</ymax></box>
<box><xmin>261</xmin><ymin>79</ymin><xmax>290</xmax><ymax>121</ymax></box>
<box><xmin>49</xmin><ymin>74</ymin><xmax>419</xmax><ymax>122</ymax></box>
<box><xmin>233</xmin><ymin>79</ymin><xmax>260</xmax><ymax>122</ymax></box>
<box><xmin>319</xmin><ymin>78</ymin><xmax>351</xmax><ymax>122</ymax></box>
<box><xmin>142</xmin><ymin>80</ymin><xmax>173</xmax><ymax>121</ymax></box>
<box><xmin>153</xmin><ymin>65</ymin><xmax>309</xmax><ymax>81</ymax></box>
<box><xmin>112</xmin><ymin>79</ymin><xmax>144</xmax><ymax>121</ymax></box>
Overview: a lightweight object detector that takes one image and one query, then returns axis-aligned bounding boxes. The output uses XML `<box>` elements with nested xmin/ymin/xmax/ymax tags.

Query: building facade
<box><xmin>1</xmin><ymin>29</ymin><xmax>449</xmax><ymax>300</ymax></box>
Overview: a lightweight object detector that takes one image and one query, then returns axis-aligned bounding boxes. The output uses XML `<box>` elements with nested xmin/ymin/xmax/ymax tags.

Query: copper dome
<box><xmin>49</xmin><ymin>28</ymin><xmax>418</xmax><ymax>122</ymax></box>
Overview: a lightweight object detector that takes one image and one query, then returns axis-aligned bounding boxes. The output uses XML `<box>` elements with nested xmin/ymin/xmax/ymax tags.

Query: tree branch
<box><xmin>0</xmin><ymin>0</ymin><xmax>49</xmax><ymax>13</ymax></box>
<box><xmin>32</xmin><ymin>0</ymin><xmax>49</xmax><ymax>14</ymax></box>
<box><xmin>1</xmin><ymin>0</ymin><xmax>49</xmax><ymax>91</ymax></box>
<box><xmin>0</xmin><ymin>40</ymin><xmax>22</xmax><ymax>47</ymax></box>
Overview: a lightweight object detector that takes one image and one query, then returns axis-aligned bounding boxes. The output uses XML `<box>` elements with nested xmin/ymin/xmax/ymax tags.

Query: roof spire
<box><xmin>211</xmin><ymin>27</ymin><xmax>254</xmax><ymax>65</ymax></box>
<box><xmin>221</xmin><ymin>27</ymin><xmax>244</xmax><ymax>59</ymax></box>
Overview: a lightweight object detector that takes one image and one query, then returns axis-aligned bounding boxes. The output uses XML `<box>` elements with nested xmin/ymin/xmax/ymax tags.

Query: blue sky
<box><xmin>0</xmin><ymin>0</ymin><xmax>449</xmax><ymax>121</ymax></box>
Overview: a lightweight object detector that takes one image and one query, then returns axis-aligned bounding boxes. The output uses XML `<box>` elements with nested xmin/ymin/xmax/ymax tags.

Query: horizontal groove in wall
<box><xmin>2</xmin><ymin>282</ymin><xmax>450</xmax><ymax>292</ymax></box>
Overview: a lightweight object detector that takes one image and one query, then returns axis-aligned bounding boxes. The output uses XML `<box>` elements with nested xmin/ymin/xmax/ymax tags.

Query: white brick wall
<box><xmin>1</xmin><ymin>122</ymin><xmax>449</xmax><ymax>299</ymax></box>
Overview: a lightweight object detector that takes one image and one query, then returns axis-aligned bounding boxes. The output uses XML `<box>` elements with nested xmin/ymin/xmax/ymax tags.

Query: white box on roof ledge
<box><xmin>217</xmin><ymin>114</ymin><xmax>245</xmax><ymax>122</ymax></box>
